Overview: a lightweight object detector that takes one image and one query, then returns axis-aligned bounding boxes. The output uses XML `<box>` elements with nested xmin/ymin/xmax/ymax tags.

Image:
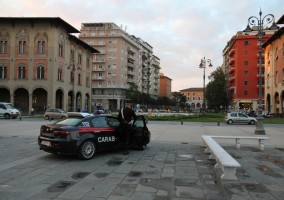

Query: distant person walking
<box><xmin>118</xmin><ymin>101</ymin><xmax>136</xmax><ymax>155</ymax></box>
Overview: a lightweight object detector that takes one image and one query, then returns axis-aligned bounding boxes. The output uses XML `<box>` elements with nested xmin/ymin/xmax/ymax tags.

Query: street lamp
<box><xmin>199</xmin><ymin>57</ymin><xmax>213</xmax><ymax>112</ymax></box>
<box><xmin>67</xmin><ymin>59</ymin><xmax>80</xmax><ymax>112</ymax></box>
<box><xmin>244</xmin><ymin>9</ymin><xmax>278</xmax><ymax>135</ymax></box>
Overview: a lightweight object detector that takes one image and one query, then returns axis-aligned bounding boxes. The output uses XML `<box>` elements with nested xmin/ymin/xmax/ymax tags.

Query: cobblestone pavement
<box><xmin>0</xmin><ymin>119</ymin><xmax>283</xmax><ymax>200</ymax></box>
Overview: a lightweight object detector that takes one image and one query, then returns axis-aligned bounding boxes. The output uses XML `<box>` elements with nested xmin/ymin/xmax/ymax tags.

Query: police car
<box><xmin>38</xmin><ymin>115</ymin><xmax>150</xmax><ymax>159</ymax></box>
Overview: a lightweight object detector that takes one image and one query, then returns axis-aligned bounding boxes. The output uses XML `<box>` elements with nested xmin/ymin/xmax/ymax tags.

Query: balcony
<box><xmin>127</xmin><ymin>62</ymin><xmax>135</xmax><ymax>68</ymax></box>
<box><xmin>92</xmin><ymin>76</ymin><xmax>105</xmax><ymax>80</ymax></box>
<box><xmin>93</xmin><ymin>58</ymin><xmax>105</xmax><ymax>63</ymax></box>
<box><xmin>93</xmin><ymin>41</ymin><xmax>106</xmax><ymax>46</ymax></box>
<box><xmin>229</xmin><ymin>48</ymin><xmax>235</xmax><ymax>56</ymax></box>
<box><xmin>128</xmin><ymin>54</ymin><xmax>135</xmax><ymax>61</ymax></box>
<box><xmin>229</xmin><ymin>58</ymin><xmax>235</xmax><ymax>65</ymax></box>
<box><xmin>92</xmin><ymin>67</ymin><xmax>105</xmax><ymax>71</ymax></box>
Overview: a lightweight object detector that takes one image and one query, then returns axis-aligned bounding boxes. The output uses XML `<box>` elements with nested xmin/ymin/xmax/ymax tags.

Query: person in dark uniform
<box><xmin>118</xmin><ymin>101</ymin><xmax>136</xmax><ymax>155</ymax></box>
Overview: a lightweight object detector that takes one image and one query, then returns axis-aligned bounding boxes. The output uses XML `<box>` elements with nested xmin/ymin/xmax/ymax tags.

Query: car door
<box><xmin>132</xmin><ymin>115</ymin><xmax>149</xmax><ymax>145</ymax></box>
<box><xmin>90</xmin><ymin>116</ymin><xmax>119</xmax><ymax>149</ymax></box>
<box><xmin>238</xmin><ymin>113</ymin><xmax>249</xmax><ymax>124</ymax></box>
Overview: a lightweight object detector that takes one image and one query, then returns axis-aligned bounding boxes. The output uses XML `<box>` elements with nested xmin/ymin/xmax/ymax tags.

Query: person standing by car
<box><xmin>118</xmin><ymin>101</ymin><xmax>136</xmax><ymax>155</ymax></box>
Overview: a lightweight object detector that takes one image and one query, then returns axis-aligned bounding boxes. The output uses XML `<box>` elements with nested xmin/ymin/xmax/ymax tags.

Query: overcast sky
<box><xmin>1</xmin><ymin>0</ymin><xmax>283</xmax><ymax>91</ymax></box>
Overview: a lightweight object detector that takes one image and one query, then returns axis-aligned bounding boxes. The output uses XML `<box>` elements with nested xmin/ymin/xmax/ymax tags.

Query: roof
<box><xmin>69</xmin><ymin>34</ymin><xmax>100</xmax><ymax>53</ymax></box>
<box><xmin>262</xmin><ymin>27</ymin><xmax>284</xmax><ymax>48</ymax></box>
<box><xmin>0</xmin><ymin>17</ymin><xmax>80</xmax><ymax>33</ymax></box>
<box><xmin>276</xmin><ymin>14</ymin><xmax>284</xmax><ymax>24</ymax></box>
<box><xmin>180</xmin><ymin>87</ymin><xmax>203</xmax><ymax>92</ymax></box>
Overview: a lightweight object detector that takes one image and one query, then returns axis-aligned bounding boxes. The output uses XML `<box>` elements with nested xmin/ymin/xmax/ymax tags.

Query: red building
<box><xmin>223</xmin><ymin>29</ymin><xmax>276</xmax><ymax>111</ymax></box>
<box><xmin>159</xmin><ymin>73</ymin><xmax>172</xmax><ymax>98</ymax></box>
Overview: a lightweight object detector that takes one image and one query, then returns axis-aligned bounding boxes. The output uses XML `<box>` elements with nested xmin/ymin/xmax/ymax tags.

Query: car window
<box><xmin>56</xmin><ymin>118</ymin><xmax>82</xmax><ymax>125</ymax></box>
<box><xmin>239</xmin><ymin>113</ymin><xmax>247</xmax><ymax>118</ymax></box>
<box><xmin>92</xmin><ymin>117</ymin><xmax>109</xmax><ymax>128</ymax></box>
<box><xmin>231</xmin><ymin>113</ymin><xmax>237</xmax><ymax>117</ymax></box>
<box><xmin>106</xmin><ymin>117</ymin><xmax>120</xmax><ymax>127</ymax></box>
<box><xmin>133</xmin><ymin>116</ymin><xmax>145</xmax><ymax>128</ymax></box>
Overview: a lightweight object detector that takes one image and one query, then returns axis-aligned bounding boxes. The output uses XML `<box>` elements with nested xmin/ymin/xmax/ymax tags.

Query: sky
<box><xmin>0</xmin><ymin>0</ymin><xmax>283</xmax><ymax>92</ymax></box>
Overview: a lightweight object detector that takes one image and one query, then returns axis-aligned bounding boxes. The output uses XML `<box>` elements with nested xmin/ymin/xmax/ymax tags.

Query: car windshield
<box><xmin>55</xmin><ymin>118</ymin><xmax>82</xmax><ymax>126</ymax></box>
<box><xmin>6</xmin><ymin>104</ymin><xmax>14</xmax><ymax>109</ymax></box>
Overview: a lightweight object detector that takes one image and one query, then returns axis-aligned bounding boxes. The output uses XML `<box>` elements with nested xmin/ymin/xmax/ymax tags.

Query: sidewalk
<box><xmin>0</xmin><ymin>120</ymin><xmax>283</xmax><ymax>200</ymax></box>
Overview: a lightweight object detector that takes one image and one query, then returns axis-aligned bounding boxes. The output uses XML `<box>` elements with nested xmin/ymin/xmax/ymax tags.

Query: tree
<box><xmin>205</xmin><ymin>67</ymin><xmax>228</xmax><ymax>111</ymax></box>
<box><xmin>172</xmin><ymin>92</ymin><xmax>187</xmax><ymax>111</ymax></box>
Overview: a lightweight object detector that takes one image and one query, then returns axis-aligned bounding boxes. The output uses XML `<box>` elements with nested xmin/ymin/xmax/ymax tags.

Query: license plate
<box><xmin>41</xmin><ymin>141</ymin><xmax>51</xmax><ymax>147</ymax></box>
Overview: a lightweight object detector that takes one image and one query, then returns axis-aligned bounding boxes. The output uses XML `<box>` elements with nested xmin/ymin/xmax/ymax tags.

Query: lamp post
<box><xmin>199</xmin><ymin>57</ymin><xmax>213</xmax><ymax>112</ymax></box>
<box><xmin>244</xmin><ymin>9</ymin><xmax>278</xmax><ymax>135</ymax></box>
<box><xmin>67</xmin><ymin>59</ymin><xmax>80</xmax><ymax>112</ymax></box>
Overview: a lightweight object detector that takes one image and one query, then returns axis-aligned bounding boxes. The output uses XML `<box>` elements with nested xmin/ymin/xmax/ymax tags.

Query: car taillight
<box><xmin>53</xmin><ymin>130</ymin><xmax>70</xmax><ymax>135</ymax></box>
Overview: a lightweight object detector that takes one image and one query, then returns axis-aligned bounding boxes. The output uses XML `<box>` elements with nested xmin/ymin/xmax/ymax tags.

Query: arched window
<box><xmin>78</xmin><ymin>73</ymin><xmax>81</xmax><ymax>85</ymax></box>
<box><xmin>38</xmin><ymin>40</ymin><xmax>45</xmax><ymax>54</ymax></box>
<box><xmin>36</xmin><ymin>65</ymin><xmax>45</xmax><ymax>79</ymax></box>
<box><xmin>0</xmin><ymin>65</ymin><xmax>7</xmax><ymax>79</ymax></box>
<box><xmin>0</xmin><ymin>40</ymin><xmax>8</xmax><ymax>54</ymax></box>
<box><xmin>57</xmin><ymin>67</ymin><xmax>62</xmax><ymax>81</ymax></box>
<box><xmin>18</xmin><ymin>64</ymin><xmax>26</xmax><ymax>79</ymax></box>
<box><xmin>19</xmin><ymin>40</ymin><xmax>26</xmax><ymax>54</ymax></box>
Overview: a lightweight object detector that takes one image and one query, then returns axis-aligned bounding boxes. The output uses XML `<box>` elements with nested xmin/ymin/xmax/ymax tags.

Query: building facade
<box><xmin>263</xmin><ymin>27</ymin><xmax>284</xmax><ymax>114</ymax></box>
<box><xmin>159</xmin><ymin>73</ymin><xmax>172</xmax><ymax>98</ymax></box>
<box><xmin>79</xmin><ymin>23</ymin><xmax>160</xmax><ymax>112</ymax></box>
<box><xmin>0</xmin><ymin>17</ymin><xmax>98</xmax><ymax>114</ymax></box>
<box><xmin>180</xmin><ymin>87</ymin><xmax>203</xmax><ymax>111</ymax></box>
<box><xmin>223</xmin><ymin>29</ymin><xmax>275</xmax><ymax>111</ymax></box>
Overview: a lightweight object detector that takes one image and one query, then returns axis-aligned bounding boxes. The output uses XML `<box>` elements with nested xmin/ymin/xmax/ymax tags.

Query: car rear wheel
<box><xmin>78</xmin><ymin>140</ymin><xmax>96</xmax><ymax>160</ymax></box>
<box><xmin>44</xmin><ymin>115</ymin><xmax>49</xmax><ymax>120</ymax></box>
<box><xmin>227</xmin><ymin>119</ymin><xmax>233</xmax><ymax>125</ymax></box>
<box><xmin>249</xmin><ymin>120</ymin><xmax>256</xmax><ymax>125</ymax></box>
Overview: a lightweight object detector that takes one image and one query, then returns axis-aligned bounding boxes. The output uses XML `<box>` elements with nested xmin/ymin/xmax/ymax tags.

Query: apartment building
<box><xmin>180</xmin><ymin>87</ymin><xmax>203</xmax><ymax>110</ymax></box>
<box><xmin>0</xmin><ymin>17</ymin><xmax>98</xmax><ymax>114</ymax></box>
<box><xmin>223</xmin><ymin>29</ymin><xmax>275</xmax><ymax>111</ymax></box>
<box><xmin>159</xmin><ymin>73</ymin><xmax>172</xmax><ymax>98</ymax></box>
<box><xmin>263</xmin><ymin>26</ymin><xmax>284</xmax><ymax>113</ymax></box>
<box><xmin>79</xmin><ymin>23</ymin><xmax>160</xmax><ymax>111</ymax></box>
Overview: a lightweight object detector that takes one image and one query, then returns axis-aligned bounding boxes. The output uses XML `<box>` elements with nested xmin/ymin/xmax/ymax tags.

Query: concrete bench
<box><xmin>201</xmin><ymin>135</ymin><xmax>241</xmax><ymax>180</ymax></box>
<box><xmin>210</xmin><ymin>136</ymin><xmax>270</xmax><ymax>151</ymax></box>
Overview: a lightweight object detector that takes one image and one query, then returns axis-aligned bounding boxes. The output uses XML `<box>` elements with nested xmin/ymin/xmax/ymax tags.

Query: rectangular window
<box><xmin>36</xmin><ymin>65</ymin><xmax>45</xmax><ymax>79</ymax></box>
<box><xmin>38</xmin><ymin>41</ymin><xmax>45</xmax><ymax>54</ymax></box>
<box><xmin>244</xmin><ymin>71</ymin><xmax>248</xmax><ymax>76</ymax></box>
<box><xmin>19</xmin><ymin>41</ymin><xmax>26</xmax><ymax>54</ymax></box>
<box><xmin>18</xmin><ymin>66</ymin><xmax>26</xmax><ymax>79</ymax></box>
<box><xmin>244</xmin><ymin>91</ymin><xmax>248</xmax><ymax>95</ymax></box>
<box><xmin>244</xmin><ymin>80</ymin><xmax>248</xmax><ymax>86</ymax></box>
<box><xmin>244</xmin><ymin>61</ymin><xmax>248</xmax><ymax>66</ymax></box>
<box><xmin>0</xmin><ymin>66</ymin><xmax>7</xmax><ymax>79</ymax></box>
<box><xmin>59</xmin><ymin>44</ymin><xmax>63</xmax><ymax>57</ymax></box>
<box><xmin>0</xmin><ymin>41</ymin><xmax>7</xmax><ymax>54</ymax></box>
<box><xmin>78</xmin><ymin>54</ymin><xmax>82</xmax><ymax>64</ymax></box>
<box><xmin>244</xmin><ymin>41</ymin><xmax>249</xmax><ymax>46</ymax></box>
<box><xmin>58</xmin><ymin>68</ymin><xmax>62</xmax><ymax>81</ymax></box>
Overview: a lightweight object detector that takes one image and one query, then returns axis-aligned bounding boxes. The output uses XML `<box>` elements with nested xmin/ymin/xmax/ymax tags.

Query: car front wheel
<box><xmin>227</xmin><ymin>119</ymin><xmax>233</xmax><ymax>125</ymax></box>
<box><xmin>78</xmin><ymin>140</ymin><xmax>96</xmax><ymax>160</ymax></box>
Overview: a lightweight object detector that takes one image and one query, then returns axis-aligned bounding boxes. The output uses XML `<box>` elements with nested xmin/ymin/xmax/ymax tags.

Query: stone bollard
<box><xmin>181</xmin><ymin>120</ymin><xmax>183</xmax><ymax>125</ymax></box>
<box><xmin>217</xmin><ymin>122</ymin><xmax>220</xmax><ymax>126</ymax></box>
<box><xmin>19</xmin><ymin>114</ymin><xmax>22</xmax><ymax>121</ymax></box>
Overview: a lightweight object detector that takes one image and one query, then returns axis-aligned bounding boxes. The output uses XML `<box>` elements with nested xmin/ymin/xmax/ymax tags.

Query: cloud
<box><xmin>0</xmin><ymin>0</ymin><xmax>283</xmax><ymax>91</ymax></box>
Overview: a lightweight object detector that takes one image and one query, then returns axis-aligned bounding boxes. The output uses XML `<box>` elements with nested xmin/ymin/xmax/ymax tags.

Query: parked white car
<box><xmin>0</xmin><ymin>102</ymin><xmax>21</xmax><ymax>119</ymax></box>
<box><xmin>225</xmin><ymin>112</ymin><xmax>257</xmax><ymax>125</ymax></box>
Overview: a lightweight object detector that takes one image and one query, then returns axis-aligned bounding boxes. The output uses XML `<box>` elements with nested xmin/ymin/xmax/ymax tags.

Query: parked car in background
<box><xmin>225</xmin><ymin>112</ymin><xmax>257</xmax><ymax>125</ymax></box>
<box><xmin>44</xmin><ymin>108</ymin><xmax>68</xmax><ymax>120</ymax></box>
<box><xmin>38</xmin><ymin>115</ymin><xmax>150</xmax><ymax>159</ymax></box>
<box><xmin>0</xmin><ymin>102</ymin><xmax>21</xmax><ymax>119</ymax></box>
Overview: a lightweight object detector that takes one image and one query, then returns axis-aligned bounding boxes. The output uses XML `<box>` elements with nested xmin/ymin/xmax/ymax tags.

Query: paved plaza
<box><xmin>0</xmin><ymin>118</ymin><xmax>284</xmax><ymax>200</ymax></box>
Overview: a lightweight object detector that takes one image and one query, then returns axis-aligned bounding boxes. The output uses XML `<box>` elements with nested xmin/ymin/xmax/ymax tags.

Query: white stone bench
<box><xmin>201</xmin><ymin>135</ymin><xmax>241</xmax><ymax>180</ymax></box>
<box><xmin>210</xmin><ymin>136</ymin><xmax>270</xmax><ymax>151</ymax></box>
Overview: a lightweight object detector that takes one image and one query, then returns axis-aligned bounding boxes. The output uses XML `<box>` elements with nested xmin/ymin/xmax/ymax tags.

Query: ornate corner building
<box><xmin>0</xmin><ymin>17</ymin><xmax>98</xmax><ymax>114</ymax></box>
